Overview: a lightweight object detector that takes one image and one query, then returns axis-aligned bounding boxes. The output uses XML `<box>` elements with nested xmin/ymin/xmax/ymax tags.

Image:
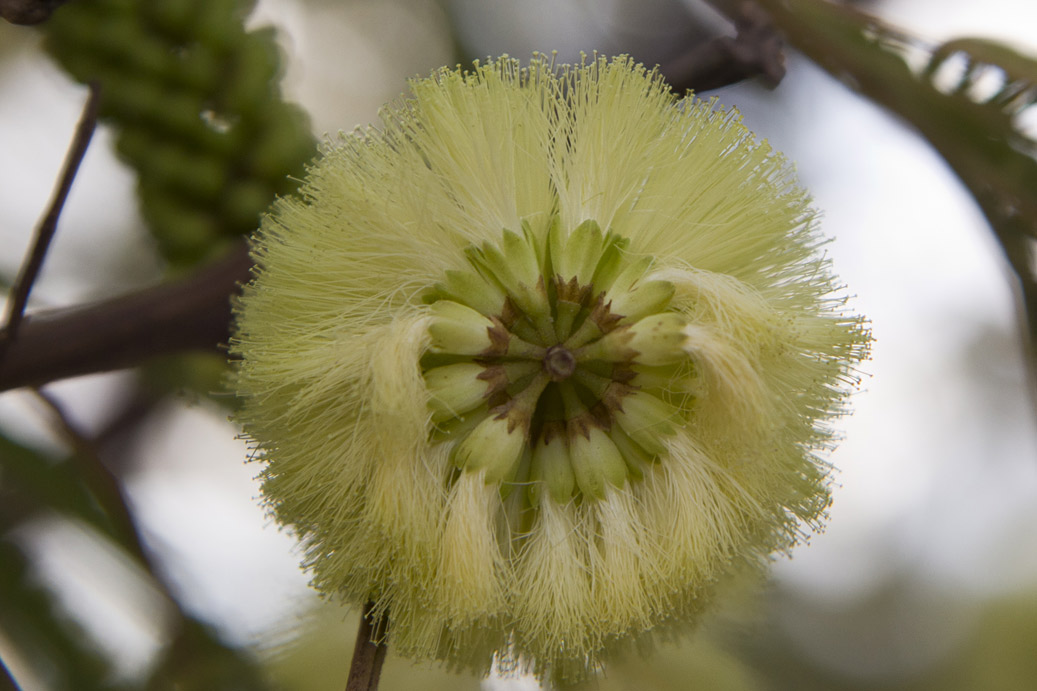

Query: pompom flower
<box><xmin>232</xmin><ymin>55</ymin><xmax>869</xmax><ymax>684</ymax></box>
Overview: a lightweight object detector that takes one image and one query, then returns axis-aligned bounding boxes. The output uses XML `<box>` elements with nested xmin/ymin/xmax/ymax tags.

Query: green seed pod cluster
<box><xmin>44</xmin><ymin>0</ymin><xmax>315</xmax><ymax>266</ymax></box>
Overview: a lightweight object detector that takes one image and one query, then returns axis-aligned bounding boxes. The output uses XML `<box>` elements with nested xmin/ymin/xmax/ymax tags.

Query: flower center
<box><xmin>422</xmin><ymin>218</ymin><xmax>689</xmax><ymax>502</ymax></box>
<box><xmin>543</xmin><ymin>345</ymin><xmax>576</xmax><ymax>381</ymax></box>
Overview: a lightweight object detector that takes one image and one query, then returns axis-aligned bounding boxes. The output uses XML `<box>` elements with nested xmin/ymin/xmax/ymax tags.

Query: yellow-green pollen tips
<box><xmin>423</xmin><ymin>219</ymin><xmax>686</xmax><ymax>502</ymax></box>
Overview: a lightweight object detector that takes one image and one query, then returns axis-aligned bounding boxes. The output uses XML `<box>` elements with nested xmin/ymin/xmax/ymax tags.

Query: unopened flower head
<box><xmin>232</xmin><ymin>55</ymin><xmax>869</xmax><ymax>684</ymax></box>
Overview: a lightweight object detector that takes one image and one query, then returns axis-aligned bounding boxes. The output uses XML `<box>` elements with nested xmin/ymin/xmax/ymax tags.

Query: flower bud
<box><xmin>426</xmin><ymin>268</ymin><xmax>507</xmax><ymax>318</ymax></box>
<box><xmin>609</xmin><ymin>278</ymin><xmax>676</xmax><ymax>325</ymax></box>
<box><xmin>424</xmin><ymin>362</ymin><xmax>490</xmax><ymax>423</ymax></box>
<box><xmin>467</xmin><ymin>226</ymin><xmax>551</xmax><ymax>336</ymax></box>
<box><xmin>568</xmin><ymin>425</ymin><xmax>627</xmax><ymax>500</ymax></box>
<box><xmin>612</xmin><ymin>389</ymin><xmax>680</xmax><ymax>456</ymax></box>
<box><xmin>548</xmin><ymin>218</ymin><xmax>605</xmax><ymax>286</ymax></box>
<box><xmin>428</xmin><ymin>300</ymin><xmax>499</xmax><ymax>355</ymax></box>
<box><xmin>529</xmin><ymin>425</ymin><xmax>576</xmax><ymax>505</ymax></box>
<box><xmin>607</xmin><ymin>425</ymin><xmax>655</xmax><ymax>480</ymax></box>
<box><xmin>625</xmin><ymin>313</ymin><xmax>690</xmax><ymax>366</ymax></box>
<box><xmin>452</xmin><ymin>414</ymin><xmax>527</xmax><ymax>484</ymax></box>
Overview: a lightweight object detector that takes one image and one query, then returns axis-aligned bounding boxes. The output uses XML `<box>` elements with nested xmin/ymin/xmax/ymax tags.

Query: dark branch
<box><xmin>0</xmin><ymin>82</ymin><xmax>100</xmax><ymax>361</ymax></box>
<box><xmin>346</xmin><ymin>601</ymin><xmax>389</xmax><ymax>691</ymax></box>
<box><xmin>0</xmin><ymin>241</ymin><xmax>252</xmax><ymax>392</ymax></box>
<box><xmin>662</xmin><ymin>2</ymin><xmax>785</xmax><ymax>92</ymax></box>
<box><xmin>0</xmin><ymin>0</ymin><xmax>69</xmax><ymax>24</ymax></box>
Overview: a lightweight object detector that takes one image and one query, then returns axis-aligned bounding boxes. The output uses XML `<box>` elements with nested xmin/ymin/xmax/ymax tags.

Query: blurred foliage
<box><xmin>145</xmin><ymin>619</ymin><xmax>272</xmax><ymax>691</ymax></box>
<box><xmin>43</xmin><ymin>0</ymin><xmax>316</xmax><ymax>269</ymax></box>
<box><xmin>571</xmin><ymin>637</ymin><xmax>762</xmax><ymax>691</ymax></box>
<box><xmin>0</xmin><ymin>428</ymin><xmax>275</xmax><ymax>689</ymax></box>
<box><xmin>736</xmin><ymin>577</ymin><xmax>1037</xmax><ymax>691</ymax></box>
<box><xmin>0</xmin><ymin>538</ymin><xmax>120</xmax><ymax>691</ymax></box>
<box><xmin>934</xmin><ymin>589</ymin><xmax>1037</xmax><ymax>691</ymax></box>
<box><xmin>755</xmin><ymin>0</ymin><xmax>1037</xmax><ymax>378</ymax></box>
<box><xmin>0</xmin><ymin>432</ymin><xmax>120</xmax><ymax>539</ymax></box>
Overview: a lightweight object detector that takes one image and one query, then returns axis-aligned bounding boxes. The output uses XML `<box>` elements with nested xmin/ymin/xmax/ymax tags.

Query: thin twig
<box><xmin>29</xmin><ymin>388</ymin><xmax>157</xmax><ymax>574</ymax></box>
<box><xmin>346</xmin><ymin>601</ymin><xmax>389</xmax><ymax>691</ymax></box>
<box><xmin>0</xmin><ymin>82</ymin><xmax>100</xmax><ymax>363</ymax></box>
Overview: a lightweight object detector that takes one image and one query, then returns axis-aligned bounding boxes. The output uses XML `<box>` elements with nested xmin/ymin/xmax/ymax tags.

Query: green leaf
<box><xmin>0</xmin><ymin>434</ymin><xmax>115</xmax><ymax>538</ymax></box>
<box><xmin>0</xmin><ymin>538</ymin><xmax>121</xmax><ymax>691</ymax></box>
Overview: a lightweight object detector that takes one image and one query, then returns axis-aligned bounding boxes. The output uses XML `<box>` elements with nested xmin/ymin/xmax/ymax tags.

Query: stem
<box><xmin>0</xmin><ymin>82</ymin><xmax>100</xmax><ymax>363</ymax></box>
<box><xmin>346</xmin><ymin>601</ymin><xmax>388</xmax><ymax>691</ymax></box>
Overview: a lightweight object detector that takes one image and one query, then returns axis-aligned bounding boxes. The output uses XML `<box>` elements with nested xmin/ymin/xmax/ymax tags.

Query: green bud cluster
<box><xmin>423</xmin><ymin>219</ymin><xmax>688</xmax><ymax>502</ymax></box>
<box><xmin>44</xmin><ymin>0</ymin><xmax>315</xmax><ymax>266</ymax></box>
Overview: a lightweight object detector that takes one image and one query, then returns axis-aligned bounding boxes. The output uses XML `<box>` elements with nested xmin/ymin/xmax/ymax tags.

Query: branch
<box><xmin>0</xmin><ymin>0</ymin><xmax>68</xmax><ymax>25</ymax></box>
<box><xmin>0</xmin><ymin>241</ymin><xmax>252</xmax><ymax>392</ymax></box>
<box><xmin>0</xmin><ymin>82</ymin><xmax>100</xmax><ymax>362</ymax></box>
<box><xmin>662</xmin><ymin>1</ymin><xmax>785</xmax><ymax>92</ymax></box>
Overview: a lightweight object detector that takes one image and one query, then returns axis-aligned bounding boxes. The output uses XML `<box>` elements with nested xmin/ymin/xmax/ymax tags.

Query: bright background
<box><xmin>1</xmin><ymin>0</ymin><xmax>1036</xmax><ymax>689</ymax></box>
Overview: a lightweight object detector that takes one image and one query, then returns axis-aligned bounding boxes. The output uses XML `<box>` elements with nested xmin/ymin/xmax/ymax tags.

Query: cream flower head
<box><xmin>232</xmin><ymin>55</ymin><xmax>869</xmax><ymax>684</ymax></box>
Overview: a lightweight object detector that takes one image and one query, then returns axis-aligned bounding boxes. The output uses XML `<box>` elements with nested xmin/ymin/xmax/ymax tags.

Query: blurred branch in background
<box><xmin>662</xmin><ymin>1</ymin><xmax>785</xmax><ymax>92</ymax></box>
<box><xmin>710</xmin><ymin>0</ymin><xmax>1037</xmax><ymax>398</ymax></box>
<box><xmin>0</xmin><ymin>0</ymin><xmax>68</xmax><ymax>26</ymax></box>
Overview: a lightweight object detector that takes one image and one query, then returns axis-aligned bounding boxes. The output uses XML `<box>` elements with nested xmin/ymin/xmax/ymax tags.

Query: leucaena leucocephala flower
<box><xmin>232</xmin><ymin>55</ymin><xmax>870</xmax><ymax>685</ymax></box>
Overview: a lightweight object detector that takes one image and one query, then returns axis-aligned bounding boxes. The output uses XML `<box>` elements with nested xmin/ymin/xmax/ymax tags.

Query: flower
<box><xmin>232</xmin><ymin>55</ymin><xmax>869</xmax><ymax>684</ymax></box>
